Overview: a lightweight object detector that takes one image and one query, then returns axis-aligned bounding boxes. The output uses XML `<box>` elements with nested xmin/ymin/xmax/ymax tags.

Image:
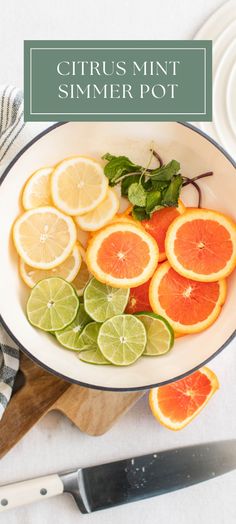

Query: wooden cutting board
<box><xmin>0</xmin><ymin>353</ymin><xmax>144</xmax><ymax>459</ymax></box>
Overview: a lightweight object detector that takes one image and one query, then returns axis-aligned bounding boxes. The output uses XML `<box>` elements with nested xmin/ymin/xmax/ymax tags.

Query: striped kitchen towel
<box><xmin>0</xmin><ymin>85</ymin><xmax>48</xmax><ymax>419</ymax></box>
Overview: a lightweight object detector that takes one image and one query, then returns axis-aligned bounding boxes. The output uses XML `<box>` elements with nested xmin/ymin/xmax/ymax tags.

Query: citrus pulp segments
<box><xmin>84</xmin><ymin>277</ymin><xmax>130</xmax><ymax>322</ymax></box>
<box><xmin>149</xmin><ymin>262</ymin><xmax>227</xmax><ymax>334</ymax></box>
<box><xmin>13</xmin><ymin>206</ymin><xmax>77</xmax><ymax>269</ymax></box>
<box><xmin>166</xmin><ymin>208</ymin><xmax>236</xmax><ymax>282</ymax></box>
<box><xmin>136</xmin><ymin>312</ymin><xmax>174</xmax><ymax>356</ymax></box>
<box><xmin>75</xmin><ymin>223</ymin><xmax>90</xmax><ymax>248</ymax></box>
<box><xmin>55</xmin><ymin>304</ymin><xmax>91</xmax><ymax>350</ymax></box>
<box><xmin>27</xmin><ymin>277</ymin><xmax>79</xmax><ymax>331</ymax></box>
<box><xmin>86</xmin><ymin>222</ymin><xmax>159</xmax><ymax>288</ymax></box>
<box><xmin>22</xmin><ymin>167</ymin><xmax>53</xmax><ymax>210</ymax></box>
<box><xmin>97</xmin><ymin>314</ymin><xmax>147</xmax><ymax>366</ymax></box>
<box><xmin>149</xmin><ymin>367</ymin><xmax>219</xmax><ymax>430</ymax></box>
<box><xmin>75</xmin><ymin>188</ymin><xmax>119</xmax><ymax>231</ymax></box>
<box><xmin>19</xmin><ymin>243</ymin><xmax>82</xmax><ymax>288</ymax></box>
<box><xmin>125</xmin><ymin>279</ymin><xmax>152</xmax><ymax>314</ymax></box>
<box><xmin>51</xmin><ymin>156</ymin><xmax>108</xmax><ymax>216</ymax></box>
<box><xmin>78</xmin><ymin>323</ymin><xmax>110</xmax><ymax>365</ymax></box>
<box><xmin>141</xmin><ymin>199</ymin><xmax>186</xmax><ymax>262</ymax></box>
<box><xmin>72</xmin><ymin>244</ymin><xmax>91</xmax><ymax>296</ymax></box>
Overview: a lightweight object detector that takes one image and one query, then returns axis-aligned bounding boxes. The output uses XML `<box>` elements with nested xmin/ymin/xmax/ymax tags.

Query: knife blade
<box><xmin>0</xmin><ymin>441</ymin><xmax>235</xmax><ymax>513</ymax></box>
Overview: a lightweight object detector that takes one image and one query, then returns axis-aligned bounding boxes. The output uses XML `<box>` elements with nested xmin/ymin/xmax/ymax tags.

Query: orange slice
<box><xmin>149</xmin><ymin>261</ymin><xmax>226</xmax><ymax>334</ymax></box>
<box><xmin>86</xmin><ymin>222</ymin><xmax>159</xmax><ymax>288</ymax></box>
<box><xmin>166</xmin><ymin>208</ymin><xmax>236</xmax><ymax>282</ymax></box>
<box><xmin>125</xmin><ymin>279</ymin><xmax>152</xmax><ymax>314</ymax></box>
<box><xmin>141</xmin><ymin>200</ymin><xmax>185</xmax><ymax>262</ymax></box>
<box><xmin>149</xmin><ymin>367</ymin><xmax>219</xmax><ymax>430</ymax></box>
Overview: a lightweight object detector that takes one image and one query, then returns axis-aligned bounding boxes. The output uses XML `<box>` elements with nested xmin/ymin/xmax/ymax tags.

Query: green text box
<box><xmin>24</xmin><ymin>40</ymin><xmax>212</xmax><ymax>122</ymax></box>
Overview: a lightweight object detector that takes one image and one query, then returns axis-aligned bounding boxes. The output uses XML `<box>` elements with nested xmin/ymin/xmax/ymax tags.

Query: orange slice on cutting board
<box><xmin>149</xmin><ymin>261</ymin><xmax>226</xmax><ymax>334</ymax></box>
<box><xmin>86</xmin><ymin>222</ymin><xmax>159</xmax><ymax>288</ymax></box>
<box><xmin>141</xmin><ymin>200</ymin><xmax>185</xmax><ymax>262</ymax></box>
<box><xmin>166</xmin><ymin>208</ymin><xmax>236</xmax><ymax>282</ymax></box>
<box><xmin>149</xmin><ymin>367</ymin><xmax>219</xmax><ymax>430</ymax></box>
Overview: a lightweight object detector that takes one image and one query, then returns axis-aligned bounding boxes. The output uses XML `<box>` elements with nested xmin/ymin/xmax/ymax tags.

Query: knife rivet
<box><xmin>1</xmin><ymin>499</ymin><xmax>8</xmax><ymax>506</ymax></box>
<box><xmin>40</xmin><ymin>488</ymin><xmax>47</xmax><ymax>496</ymax></box>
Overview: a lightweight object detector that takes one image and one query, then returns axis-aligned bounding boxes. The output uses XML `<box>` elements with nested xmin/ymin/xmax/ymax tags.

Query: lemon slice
<box><xmin>22</xmin><ymin>167</ymin><xmax>53</xmax><ymax>209</ymax></box>
<box><xmin>51</xmin><ymin>156</ymin><xmax>108</xmax><ymax>216</ymax></box>
<box><xmin>76</xmin><ymin>223</ymin><xmax>90</xmax><ymax>248</ymax></box>
<box><xmin>13</xmin><ymin>206</ymin><xmax>77</xmax><ymax>269</ymax></box>
<box><xmin>19</xmin><ymin>244</ymin><xmax>82</xmax><ymax>288</ymax></box>
<box><xmin>75</xmin><ymin>188</ymin><xmax>119</xmax><ymax>231</ymax></box>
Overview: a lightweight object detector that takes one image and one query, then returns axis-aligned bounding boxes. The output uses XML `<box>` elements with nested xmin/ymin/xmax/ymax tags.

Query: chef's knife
<box><xmin>0</xmin><ymin>441</ymin><xmax>235</xmax><ymax>513</ymax></box>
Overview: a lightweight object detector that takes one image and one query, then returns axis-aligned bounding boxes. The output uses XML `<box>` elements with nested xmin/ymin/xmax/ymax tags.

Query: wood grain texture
<box><xmin>0</xmin><ymin>353</ymin><xmax>144</xmax><ymax>458</ymax></box>
<box><xmin>0</xmin><ymin>354</ymin><xmax>69</xmax><ymax>459</ymax></box>
<box><xmin>53</xmin><ymin>387</ymin><xmax>144</xmax><ymax>436</ymax></box>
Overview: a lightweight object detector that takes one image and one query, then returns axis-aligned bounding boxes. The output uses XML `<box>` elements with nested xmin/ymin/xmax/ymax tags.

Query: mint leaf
<box><xmin>150</xmin><ymin>205</ymin><xmax>164</xmax><ymax>213</ymax></box>
<box><xmin>146</xmin><ymin>190</ymin><xmax>162</xmax><ymax>214</ymax></box>
<box><xmin>132</xmin><ymin>206</ymin><xmax>149</xmax><ymax>221</ymax></box>
<box><xmin>150</xmin><ymin>180</ymin><xmax>169</xmax><ymax>192</ymax></box>
<box><xmin>162</xmin><ymin>175</ymin><xmax>183</xmax><ymax>206</ymax></box>
<box><xmin>121</xmin><ymin>174</ymin><xmax>141</xmax><ymax>196</ymax></box>
<box><xmin>102</xmin><ymin>151</ymin><xmax>183</xmax><ymax>221</ymax></box>
<box><xmin>102</xmin><ymin>153</ymin><xmax>141</xmax><ymax>186</ymax></box>
<box><xmin>128</xmin><ymin>183</ymin><xmax>147</xmax><ymax>207</ymax></box>
<box><xmin>151</xmin><ymin>160</ymin><xmax>180</xmax><ymax>182</ymax></box>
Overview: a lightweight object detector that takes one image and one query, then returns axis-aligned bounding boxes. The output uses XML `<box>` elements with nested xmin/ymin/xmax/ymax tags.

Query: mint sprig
<box><xmin>102</xmin><ymin>151</ymin><xmax>182</xmax><ymax>219</ymax></box>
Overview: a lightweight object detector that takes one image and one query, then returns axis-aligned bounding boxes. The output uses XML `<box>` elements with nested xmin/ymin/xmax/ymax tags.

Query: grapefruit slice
<box><xmin>141</xmin><ymin>200</ymin><xmax>185</xmax><ymax>262</ymax></box>
<box><xmin>166</xmin><ymin>208</ymin><xmax>236</xmax><ymax>282</ymax></box>
<box><xmin>125</xmin><ymin>279</ymin><xmax>152</xmax><ymax>313</ymax></box>
<box><xmin>86</xmin><ymin>222</ymin><xmax>159</xmax><ymax>288</ymax></box>
<box><xmin>149</xmin><ymin>261</ymin><xmax>227</xmax><ymax>334</ymax></box>
<box><xmin>149</xmin><ymin>367</ymin><xmax>219</xmax><ymax>430</ymax></box>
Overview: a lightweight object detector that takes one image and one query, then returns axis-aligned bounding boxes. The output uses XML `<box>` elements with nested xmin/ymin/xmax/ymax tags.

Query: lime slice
<box><xmin>77</xmin><ymin>322</ymin><xmax>109</xmax><ymax>364</ymax></box>
<box><xmin>98</xmin><ymin>314</ymin><xmax>146</xmax><ymax>366</ymax></box>
<box><xmin>136</xmin><ymin>312</ymin><xmax>174</xmax><ymax>356</ymax></box>
<box><xmin>79</xmin><ymin>348</ymin><xmax>109</xmax><ymax>365</ymax></box>
<box><xmin>27</xmin><ymin>277</ymin><xmax>79</xmax><ymax>331</ymax></box>
<box><xmin>84</xmin><ymin>277</ymin><xmax>130</xmax><ymax>322</ymax></box>
<box><xmin>55</xmin><ymin>304</ymin><xmax>91</xmax><ymax>350</ymax></box>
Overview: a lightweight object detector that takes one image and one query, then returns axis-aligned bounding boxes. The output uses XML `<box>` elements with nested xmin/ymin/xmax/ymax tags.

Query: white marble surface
<box><xmin>1</xmin><ymin>0</ymin><xmax>236</xmax><ymax>523</ymax></box>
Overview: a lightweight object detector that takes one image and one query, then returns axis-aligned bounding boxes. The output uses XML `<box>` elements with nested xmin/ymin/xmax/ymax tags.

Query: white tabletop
<box><xmin>1</xmin><ymin>1</ymin><xmax>236</xmax><ymax>523</ymax></box>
